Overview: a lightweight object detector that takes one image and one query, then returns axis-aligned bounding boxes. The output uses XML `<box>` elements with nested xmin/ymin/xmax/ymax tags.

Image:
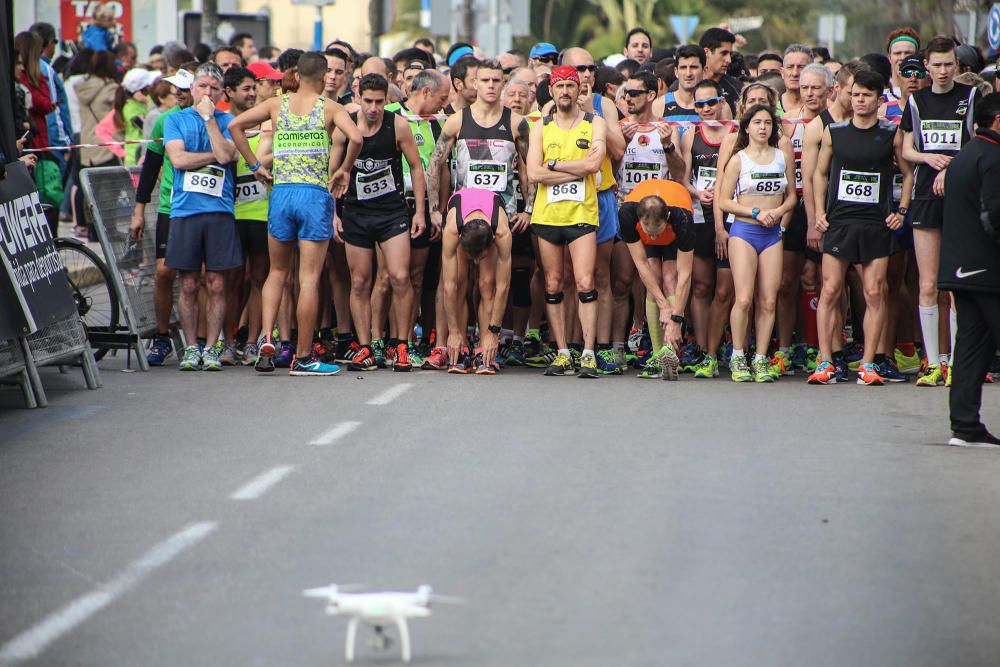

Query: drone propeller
<box><xmin>426</xmin><ymin>593</ymin><xmax>464</xmax><ymax>605</ymax></box>
<box><xmin>302</xmin><ymin>583</ymin><xmax>367</xmax><ymax>598</ymax></box>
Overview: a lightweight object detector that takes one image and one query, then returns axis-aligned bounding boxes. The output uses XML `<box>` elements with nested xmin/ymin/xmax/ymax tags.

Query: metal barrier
<box><xmin>26</xmin><ymin>314</ymin><xmax>102</xmax><ymax>393</ymax></box>
<box><xmin>79</xmin><ymin>166</ymin><xmax>182</xmax><ymax>371</ymax></box>
<box><xmin>0</xmin><ymin>338</ymin><xmax>40</xmax><ymax>408</ymax></box>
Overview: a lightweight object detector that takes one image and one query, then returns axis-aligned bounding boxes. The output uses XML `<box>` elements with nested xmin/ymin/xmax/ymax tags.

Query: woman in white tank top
<box><xmin>717</xmin><ymin>104</ymin><xmax>798</xmax><ymax>382</ymax></box>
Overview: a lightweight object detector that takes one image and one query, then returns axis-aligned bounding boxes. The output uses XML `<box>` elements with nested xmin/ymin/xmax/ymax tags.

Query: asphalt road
<box><xmin>2</xmin><ymin>357</ymin><xmax>1000</xmax><ymax>666</ymax></box>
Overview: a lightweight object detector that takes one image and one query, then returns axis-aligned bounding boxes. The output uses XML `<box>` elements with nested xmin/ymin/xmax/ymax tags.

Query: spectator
<box><xmin>14</xmin><ymin>32</ymin><xmax>54</xmax><ymax>154</ymax></box>
<box><xmin>117</xmin><ymin>68</ymin><xmax>160</xmax><ymax>164</ymax></box>
<box><xmin>116</xmin><ymin>41</ymin><xmax>138</xmax><ymax>70</ymax></box>
<box><xmin>81</xmin><ymin>3</ymin><xmax>117</xmax><ymax>52</ymax></box>
<box><xmin>277</xmin><ymin>48</ymin><xmax>303</xmax><ymax>72</ymax></box>
<box><xmin>230</xmin><ymin>32</ymin><xmax>258</xmax><ymax>63</ymax></box>
<box><xmin>258</xmin><ymin>45</ymin><xmax>281</xmax><ymax>61</ymax></box>
<box><xmin>75</xmin><ymin>50</ymin><xmax>121</xmax><ymax>239</ymax></box>
<box><xmin>413</xmin><ymin>37</ymin><xmax>435</xmax><ymax>54</ymax></box>
<box><xmin>193</xmin><ymin>43</ymin><xmax>211</xmax><ymax>63</ymax></box>
<box><xmin>143</xmin><ymin>78</ymin><xmax>178</xmax><ymax>139</ymax></box>
<box><xmin>64</xmin><ymin>48</ymin><xmax>95</xmax><ymax>140</ymax></box>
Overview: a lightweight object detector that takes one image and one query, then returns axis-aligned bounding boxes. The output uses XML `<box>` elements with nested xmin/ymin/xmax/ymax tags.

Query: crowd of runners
<box><xmin>17</xmin><ymin>21</ymin><xmax>1000</xmax><ymax>385</ymax></box>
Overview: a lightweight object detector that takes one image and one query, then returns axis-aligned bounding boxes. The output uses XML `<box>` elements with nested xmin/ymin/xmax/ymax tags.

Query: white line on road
<box><xmin>0</xmin><ymin>521</ymin><xmax>217</xmax><ymax>664</ymax></box>
<box><xmin>367</xmin><ymin>382</ymin><xmax>413</xmax><ymax>406</ymax></box>
<box><xmin>229</xmin><ymin>465</ymin><xmax>295</xmax><ymax>500</ymax></box>
<box><xmin>309</xmin><ymin>420</ymin><xmax>362</xmax><ymax>446</ymax></box>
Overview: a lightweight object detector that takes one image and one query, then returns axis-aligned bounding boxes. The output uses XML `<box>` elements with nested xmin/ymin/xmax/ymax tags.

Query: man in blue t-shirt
<box><xmin>163</xmin><ymin>63</ymin><xmax>242</xmax><ymax>371</ymax></box>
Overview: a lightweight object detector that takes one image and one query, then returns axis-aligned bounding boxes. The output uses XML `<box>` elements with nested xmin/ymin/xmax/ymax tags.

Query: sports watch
<box><xmin>751</xmin><ymin>207</ymin><xmax>761</xmax><ymax>220</ymax></box>
<box><xmin>547</xmin><ymin>159</ymin><xmax>558</xmax><ymax>171</ymax></box>
<box><xmin>488</xmin><ymin>324</ymin><xmax>502</xmax><ymax>334</ymax></box>
<box><xmin>670</xmin><ymin>314</ymin><xmax>684</xmax><ymax>324</ymax></box>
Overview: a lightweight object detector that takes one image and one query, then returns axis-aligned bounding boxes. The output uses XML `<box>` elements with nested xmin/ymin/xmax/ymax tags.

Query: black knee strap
<box><xmin>578</xmin><ymin>288</ymin><xmax>598</xmax><ymax>303</ymax></box>
<box><xmin>512</xmin><ymin>267</ymin><xmax>532</xmax><ymax>307</ymax></box>
<box><xmin>545</xmin><ymin>291</ymin><xmax>564</xmax><ymax>304</ymax></box>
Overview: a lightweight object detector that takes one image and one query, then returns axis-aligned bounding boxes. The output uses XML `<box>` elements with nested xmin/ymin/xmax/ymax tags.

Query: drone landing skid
<box><xmin>345</xmin><ymin>617</ymin><xmax>412</xmax><ymax>663</ymax></box>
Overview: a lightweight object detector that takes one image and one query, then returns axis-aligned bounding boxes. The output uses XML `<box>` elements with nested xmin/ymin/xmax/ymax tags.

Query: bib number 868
<box><xmin>551</xmin><ymin>183</ymin><xmax>579</xmax><ymax>196</ymax></box>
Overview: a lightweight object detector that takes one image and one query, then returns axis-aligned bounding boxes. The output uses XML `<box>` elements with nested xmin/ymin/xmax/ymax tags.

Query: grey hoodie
<box><xmin>75</xmin><ymin>75</ymin><xmax>118</xmax><ymax>166</ymax></box>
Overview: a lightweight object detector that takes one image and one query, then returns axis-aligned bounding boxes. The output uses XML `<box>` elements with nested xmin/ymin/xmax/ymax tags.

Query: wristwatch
<box><xmin>751</xmin><ymin>207</ymin><xmax>761</xmax><ymax>220</ymax></box>
<box><xmin>200</xmin><ymin>112</ymin><xmax>212</xmax><ymax>122</ymax></box>
<box><xmin>547</xmin><ymin>159</ymin><xmax>558</xmax><ymax>171</ymax></box>
<box><xmin>896</xmin><ymin>207</ymin><xmax>908</xmax><ymax>216</ymax></box>
<box><xmin>670</xmin><ymin>314</ymin><xmax>684</xmax><ymax>324</ymax></box>
<box><xmin>663</xmin><ymin>142</ymin><xmax>676</xmax><ymax>154</ymax></box>
<box><xmin>488</xmin><ymin>324</ymin><xmax>502</xmax><ymax>334</ymax></box>
<box><xmin>524</xmin><ymin>204</ymin><xmax>533</xmax><ymax>214</ymax></box>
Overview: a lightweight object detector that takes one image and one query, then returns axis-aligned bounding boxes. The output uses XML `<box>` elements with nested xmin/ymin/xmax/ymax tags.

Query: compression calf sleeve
<box><xmin>645</xmin><ymin>299</ymin><xmax>663</xmax><ymax>351</ymax></box>
<box><xmin>918</xmin><ymin>305</ymin><xmax>940</xmax><ymax>366</ymax></box>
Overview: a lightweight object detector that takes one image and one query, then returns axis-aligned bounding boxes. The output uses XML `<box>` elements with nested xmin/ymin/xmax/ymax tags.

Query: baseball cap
<box><xmin>899</xmin><ymin>55</ymin><xmax>926</xmax><ymax>76</ymax></box>
<box><xmin>164</xmin><ymin>69</ymin><xmax>194</xmax><ymax>90</ymax></box>
<box><xmin>530</xmin><ymin>42</ymin><xmax>558</xmax><ymax>59</ymax></box>
<box><xmin>122</xmin><ymin>68</ymin><xmax>161</xmax><ymax>93</ymax></box>
<box><xmin>247</xmin><ymin>61</ymin><xmax>283</xmax><ymax>81</ymax></box>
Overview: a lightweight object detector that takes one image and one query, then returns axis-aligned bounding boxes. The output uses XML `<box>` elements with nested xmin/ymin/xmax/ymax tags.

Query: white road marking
<box><xmin>309</xmin><ymin>420</ymin><xmax>362</xmax><ymax>446</ymax></box>
<box><xmin>229</xmin><ymin>465</ymin><xmax>295</xmax><ymax>500</ymax></box>
<box><xmin>0</xmin><ymin>521</ymin><xmax>217</xmax><ymax>664</ymax></box>
<box><xmin>366</xmin><ymin>383</ymin><xmax>413</xmax><ymax>406</ymax></box>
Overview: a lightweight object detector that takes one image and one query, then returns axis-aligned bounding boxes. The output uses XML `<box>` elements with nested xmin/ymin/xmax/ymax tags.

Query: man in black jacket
<box><xmin>940</xmin><ymin>92</ymin><xmax>1000</xmax><ymax>446</ymax></box>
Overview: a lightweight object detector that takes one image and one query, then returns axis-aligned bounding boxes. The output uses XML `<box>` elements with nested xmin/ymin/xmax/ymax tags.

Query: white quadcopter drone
<box><xmin>302</xmin><ymin>583</ymin><xmax>462</xmax><ymax>663</ymax></box>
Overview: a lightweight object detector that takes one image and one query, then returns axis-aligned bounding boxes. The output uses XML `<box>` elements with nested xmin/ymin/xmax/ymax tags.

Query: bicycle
<box><xmin>54</xmin><ymin>236</ymin><xmax>120</xmax><ymax>361</ymax></box>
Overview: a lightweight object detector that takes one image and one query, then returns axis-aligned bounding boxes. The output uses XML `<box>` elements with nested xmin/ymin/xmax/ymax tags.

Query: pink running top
<box><xmin>448</xmin><ymin>188</ymin><xmax>504</xmax><ymax>232</ymax></box>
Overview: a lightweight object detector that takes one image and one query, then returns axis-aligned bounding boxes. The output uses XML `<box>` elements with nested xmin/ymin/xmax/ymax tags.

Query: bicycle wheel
<box><xmin>54</xmin><ymin>238</ymin><xmax>120</xmax><ymax>361</ymax></box>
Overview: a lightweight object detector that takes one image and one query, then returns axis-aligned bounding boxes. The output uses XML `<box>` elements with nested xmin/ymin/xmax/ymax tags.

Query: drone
<box><xmin>302</xmin><ymin>583</ymin><xmax>462</xmax><ymax>663</ymax></box>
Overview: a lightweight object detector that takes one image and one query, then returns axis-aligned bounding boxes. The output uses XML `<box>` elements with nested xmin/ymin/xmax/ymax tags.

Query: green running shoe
<box><xmin>659</xmin><ymin>345</ymin><xmax>680</xmax><ymax>381</ymax></box>
<box><xmin>596</xmin><ymin>348</ymin><xmax>623</xmax><ymax>375</ymax></box>
<box><xmin>544</xmin><ymin>352</ymin><xmax>575</xmax><ymax>376</ymax></box>
<box><xmin>202</xmin><ymin>341</ymin><xmax>224</xmax><ymax>371</ymax></box>
<box><xmin>730</xmin><ymin>354</ymin><xmax>752</xmax><ymax>382</ymax></box>
<box><xmin>578</xmin><ymin>351</ymin><xmax>598</xmax><ymax>378</ymax></box>
<box><xmin>371</xmin><ymin>338</ymin><xmax>387</xmax><ymax>368</ymax></box>
<box><xmin>752</xmin><ymin>356</ymin><xmax>774</xmax><ymax>382</ymax></box>
<box><xmin>407</xmin><ymin>342</ymin><xmax>424</xmax><ymax>369</ymax></box>
<box><xmin>178</xmin><ymin>344</ymin><xmax>202</xmax><ymax>371</ymax></box>
<box><xmin>525</xmin><ymin>346</ymin><xmax>557</xmax><ymax>368</ymax></box>
<box><xmin>694</xmin><ymin>355</ymin><xmax>718</xmax><ymax>378</ymax></box>
<box><xmin>894</xmin><ymin>347</ymin><xmax>921</xmax><ymax>375</ymax></box>
<box><xmin>638</xmin><ymin>355</ymin><xmax>662</xmax><ymax>379</ymax></box>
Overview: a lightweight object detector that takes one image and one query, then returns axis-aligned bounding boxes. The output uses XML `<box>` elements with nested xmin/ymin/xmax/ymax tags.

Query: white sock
<box><xmin>779</xmin><ymin>346</ymin><xmax>789</xmax><ymax>354</ymax></box>
<box><xmin>949</xmin><ymin>307</ymin><xmax>957</xmax><ymax>365</ymax></box>
<box><xmin>754</xmin><ymin>354</ymin><xmax>767</xmax><ymax>363</ymax></box>
<box><xmin>918</xmin><ymin>305</ymin><xmax>940</xmax><ymax>366</ymax></box>
<box><xmin>612</xmin><ymin>340</ymin><xmax>624</xmax><ymax>351</ymax></box>
<box><xmin>583</xmin><ymin>348</ymin><xmax>594</xmax><ymax>359</ymax></box>
<box><xmin>558</xmin><ymin>348</ymin><xmax>570</xmax><ymax>358</ymax></box>
<box><xmin>732</xmin><ymin>348</ymin><xmax>745</xmax><ymax>359</ymax></box>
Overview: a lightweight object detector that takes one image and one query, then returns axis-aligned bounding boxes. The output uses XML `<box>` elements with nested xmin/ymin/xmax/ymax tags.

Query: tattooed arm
<box><xmin>427</xmin><ymin>113</ymin><xmax>460</xmax><ymax>230</ymax></box>
<box><xmin>513</xmin><ymin>114</ymin><xmax>534</xmax><ymax>232</ymax></box>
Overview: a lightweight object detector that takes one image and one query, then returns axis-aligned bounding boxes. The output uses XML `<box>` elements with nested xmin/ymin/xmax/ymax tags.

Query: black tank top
<box><xmin>819</xmin><ymin>109</ymin><xmax>835</xmax><ymax>128</ymax></box>
<box><xmin>344</xmin><ymin>110</ymin><xmax>406</xmax><ymax>212</ymax></box>
<box><xmin>690</xmin><ymin>127</ymin><xmax>722</xmax><ymax>222</ymax></box>
<box><xmin>826</xmin><ymin>119</ymin><xmax>897</xmax><ymax>224</ymax></box>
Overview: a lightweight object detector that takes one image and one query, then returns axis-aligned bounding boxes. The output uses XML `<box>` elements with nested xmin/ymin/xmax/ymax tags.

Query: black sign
<box><xmin>0</xmin><ymin>161</ymin><xmax>76</xmax><ymax>338</ymax></box>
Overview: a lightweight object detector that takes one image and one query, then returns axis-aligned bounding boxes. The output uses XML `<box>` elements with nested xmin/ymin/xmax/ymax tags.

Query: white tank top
<box><xmin>736</xmin><ymin>149</ymin><xmax>788</xmax><ymax>197</ymax></box>
<box><xmin>617</xmin><ymin>128</ymin><xmax>669</xmax><ymax>200</ymax></box>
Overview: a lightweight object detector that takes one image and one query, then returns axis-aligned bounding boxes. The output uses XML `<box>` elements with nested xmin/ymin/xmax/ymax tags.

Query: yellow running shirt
<box><xmin>531</xmin><ymin>112</ymin><xmax>599</xmax><ymax>227</ymax></box>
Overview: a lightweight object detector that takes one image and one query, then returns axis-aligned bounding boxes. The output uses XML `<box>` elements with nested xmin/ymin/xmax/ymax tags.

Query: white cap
<box><xmin>122</xmin><ymin>68</ymin><xmax>162</xmax><ymax>93</ymax></box>
<box><xmin>163</xmin><ymin>69</ymin><xmax>194</xmax><ymax>91</ymax></box>
<box><xmin>603</xmin><ymin>54</ymin><xmax>627</xmax><ymax>68</ymax></box>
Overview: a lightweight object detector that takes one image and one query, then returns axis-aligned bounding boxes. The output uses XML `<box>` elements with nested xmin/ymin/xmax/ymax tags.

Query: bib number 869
<box><xmin>189</xmin><ymin>174</ymin><xmax>218</xmax><ymax>187</ymax></box>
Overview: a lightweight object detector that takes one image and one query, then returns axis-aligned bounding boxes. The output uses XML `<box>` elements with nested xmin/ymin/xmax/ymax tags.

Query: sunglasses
<box><xmin>623</xmin><ymin>88</ymin><xmax>651</xmax><ymax>98</ymax></box>
<box><xmin>534</xmin><ymin>55</ymin><xmax>557</xmax><ymax>64</ymax></box>
<box><xmin>405</xmin><ymin>61</ymin><xmax>426</xmax><ymax>71</ymax></box>
<box><xmin>575</xmin><ymin>64</ymin><xmax>598</xmax><ymax>73</ymax></box>
<box><xmin>502</xmin><ymin>67</ymin><xmax>516</xmax><ymax>74</ymax></box>
<box><xmin>694</xmin><ymin>96</ymin><xmax>723</xmax><ymax>108</ymax></box>
<box><xmin>900</xmin><ymin>69</ymin><xmax>928</xmax><ymax>79</ymax></box>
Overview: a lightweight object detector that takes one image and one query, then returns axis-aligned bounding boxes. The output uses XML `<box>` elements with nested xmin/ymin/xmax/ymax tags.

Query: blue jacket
<box><xmin>81</xmin><ymin>25</ymin><xmax>114</xmax><ymax>52</ymax></box>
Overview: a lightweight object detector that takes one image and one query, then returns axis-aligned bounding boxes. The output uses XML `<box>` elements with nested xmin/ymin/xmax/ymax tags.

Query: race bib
<box><xmin>622</xmin><ymin>162</ymin><xmax>660</xmax><ymax>187</ymax></box>
<box><xmin>182</xmin><ymin>166</ymin><xmax>224</xmax><ymax>198</ymax></box>
<box><xmin>548</xmin><ymin>180</ymin><xmax>585</xmax><ymax>203</ymax></box>
<box><xmin>794</xmin><ymin>159</ymin><xmax>803</xmax><ymax>191</ymax></box>
<box><xmin>920</xmin><ymin>120</ymin><xmax>962</xmax><ymax>152</ymax></box>
<box><xmin>837</xmin><ymin>170</ymin><xmax>880</xmax><ymax>204</ymax></box>
<box><xmin>892</xmin><ymin>172</ymin><xmax>903</xmax><ymax>202</ymax></box>
<box><xmin>751</xmin><ymin>172</ymin><xmax>784</xmax><ymax>194</ymax></box>
<box><xmin>695</xmin><ymin>166</ymin><xmax>717</xmax><ymax>192</ymax></box>
<box><xmin>356</xmin><ymin>167</ymin><xmax>394</xmax><ymax>201</ymax></box>
<box><xmin>404</xmin><ymin>171</ymin><xmax>413</xmax><ymax>194</ymax></box>
<box><xmin>235</xmin><ymin>178</ymin><xmax>266</xmax><ymax>205</ymax></box>
<box><xmin>513</xmin><ymin>177</ymin><xmax>523</xmax><ymax>203</ymax></box>
<box><xmin>469</xmin><ymin>161</ymin><xmax>508</xmax><ymax>192</ymax></box>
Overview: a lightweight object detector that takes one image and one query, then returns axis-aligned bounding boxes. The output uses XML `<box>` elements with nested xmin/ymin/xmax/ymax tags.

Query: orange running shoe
<box><xmin>393</xmin><ymin>342</ymin><xmax>411</xmax><ymax>372</ymax></box>
<box><xmin>807</xmin><ymin>361</ymin><xmax>837</xmax><ymax>385</ymax></box>
<box><xmin>856</xmin><ymin>362</ymin><xmax>885</xmax><ymax>386</ymax></box>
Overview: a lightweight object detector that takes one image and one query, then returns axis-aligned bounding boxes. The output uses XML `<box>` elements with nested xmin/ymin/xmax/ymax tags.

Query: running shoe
<box><xmin>312</xmin><ymin>339</ymin><xmax>334</xmax><ymax>359</ymax></box>
<box><xmin>525</xmin><ymin>346</ymin><xmax>558</xmax><ymax>368</ymax></box>
<box><xmin>659</xmin><ymin>345</ymin><xmax>680</xmax><ymax>381</ymax></box>
<box><xmin>259</xmin><ymin>337</ymin><xmax>277</xmax><ymax>359</ymax></box>
<box><xmin>985</xmin><ymin>373</ymin><xmax>994</xmax><ymax>384</ymax></box>
<box><xmin>873</xmin><ymin>356</ymin><xmax>907</xmax><ymax>383</ymax></box>
<box><xmin>627</xmin><ymin>327</ymin><xmax>645</xmax><ymax>355</ymax></box>
<box><xmin>275</xmin><ymin>341</ymin><xmax>294</xmax><ymax>368</ymax></box>
<box><xmin>596</xmin><ymin>349</ymin><xmax>623</xmax><ymax>375</ymax></box>
<box><xmin>386</xmin><ymin>343</ymin><xmax>397</xmax><ymax>368</ymax></box>
<box><xmin>578</xmin><ymin>351</ymin><xmax>598</xmax><ymax>378</ymax></box>
<box><xmin>844</xmin><ymin>343</ymin><xmax>864</xmax><ymax>372</ymax></box>
<box><xmin>338</xmin><ymin>341</ymin><xmax>363</xmax><ymax>364</ymax></box>
<box><xmin>917</xmin><ymin>363</ymin><xmax>945</xmax><ymax>387</ymax></box>
<box><xmin>407</xmin><ymin>343</ymin><xmax>424</xmax><ymax>368</ymax></box>
<box><xmin>679</xmin><ymin>345</ymin><xmax>705</xmax><ymax>373</ymax></box>
<box><xmin>946</xmin><ymin>363</ymin><xmax>953</xmax><ymax>387</ymax></box>
<box><xmin>544</xmin><ymin>352</ymin><xmax>575</xmax><ymax>376</ymax></box>
<box><xmin>804</xmin><ymin>346</ymin><xmax>819</xmax><ymax>372</ymax></box>
<box><xmin>790</xmin><ymin>344</ymin><xmax>808</xmax><ymax>371</ymax></box>
<box><xmin>147</xmin><ymin>335</ymin><xmax>173</xmax><ymax>366</ymax></box>
<box><xmin>730</xmin><ymin>355</ymin><xmax>752</xmax><ymax>382</ymax></box>
<box><xmin>752</xmin><ymin>357</ymin><xmax>774</xmax><ymax>383</ymax></box>
<box><xmin>448</xmin><ymin>352</ymin><xmax>473</xmax><ymax>374</ymax></box>
<box><xmin>569</xmin><ymin>348</ymin><xmax>582</xmax><ymax>369</ymax></box>
<box><xmin>948</xmin><ymin>431</ymin><xmax>1000</xmax><ymax>448</ymax></box>
<box><xmin>220</xmin><ymin>343</ymin><xmax>238</xmax><ymax>366</ymax></box>
<box><xmin>717</xmin><ymin>342</ymin><xmax>734</xmax><ymax>369</ymax></box>
<box><xmin>637</xmin><ymin>355</ymin><xmax>662</xmax><ymax>379</ymax></box>
<box><xmin>348</xmin><ymin>345</ymin><xmax>377</xmax><ymax>371</ymax></box>
<box><xmin>694</xmin><ymin>355</ymin><xmax>718</xmax><ymax>378</ymax></box>
<box><xmin>423</xmin><ymin>347</ymin><xmax>448</xmax><ymax>370</ymax></box>
<box><xmin>807</xmin><ymin>360</ymin><xmax>837</xmax><ymax>385</ymax></box>
<box><xmin>505</xmin><ymin>341</ymin><xmax>526</xmax><ymax>366</ymax></box>
<box><xmin>202</xmin><ymin>341</ymin><xmax>224</xmax><ymax>371</ymax></box>
<box><xmin>524</xmin><ymin>329</ymin><xmax>542</xmax><ymax>357</ymax></box>
<box><xmin>497</xmin><ymin>343</ymin><xmax>511</xmax><ymax>368</ymax></box>
<box><xmin>393</xmin><ymin>342</ymin><xmax>412</xmax><ymax>372</ymax></box>
<box><xmin>289</xmin><ymin>355</ymin><xmax>341</xmax><ymax>376</ymax></box>
<box><xmin>178</xmin><ymin>344</ymin><xmax>201</xmax><ymax>371</ymax></box>
<box><xmin>241</xmin><ymin>342</ymin><xmax>259</xmax><ymax>366</ymax></box>
<box><xmin>771</xmin><ymin>350</ymin><xmax>794</xmax><ymax>376</ymax></box>
<box><xmin>833</xmin><ymin>355</ymin><xmax>849</xmax><ymax>383</ymax></box>
<box><xmin>371</xmin><ymin>339</ymin><xmax>387</xmax><ymax>368</ymax></box>
<box><xmin>475</xmin><ymin>361</ymin><xmax>496</xmax><ymax>375</ymax></box>
<box><xmin>856</xmin><ymin>362</ymin><xmax>884</xmax><ymax>385</ymax></box>
<box><xmin>416</xmin><ymin>340</ymin><xmax>433</xmax><ymax>360</ymax></box>
<box><xmin>894</xmin><ymin>347</ymin><xmax>921</xmax><ymax>375</ymax></box>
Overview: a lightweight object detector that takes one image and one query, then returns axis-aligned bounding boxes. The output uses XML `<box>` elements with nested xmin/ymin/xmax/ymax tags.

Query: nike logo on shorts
<box><xmin>955</xmin><ymin>267</ymin><xmax>986</xmax><ymax>278</ymax></box>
